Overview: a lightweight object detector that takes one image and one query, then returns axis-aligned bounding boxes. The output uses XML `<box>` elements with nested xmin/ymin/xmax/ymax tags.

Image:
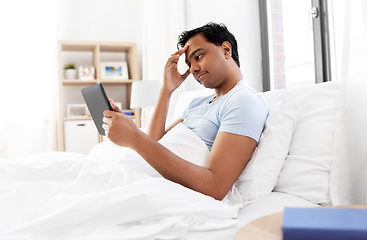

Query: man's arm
<box><xmin>147</xmin><ymin>88</ymin><xmax>183</xmax><ymax>141</ymax></box>
<box><xmin>104</xmin><ymin>103</ymin><xmax>256</xmax><ymax>200</ymax></box>
<box><xmin>148</xmin><ymin>45</ymin><xmax>189</xmax><ymax>141</ymax></box>
<box><xmin>111</xmin><ymin>113</ymin><xmax>257</xmax><ymax>200</ymax></box>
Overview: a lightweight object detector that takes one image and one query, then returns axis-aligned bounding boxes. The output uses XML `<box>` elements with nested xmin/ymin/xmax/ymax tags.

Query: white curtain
<box><xmin>328</xmin><ymin>0</ymin><xmax>367</xmax><ymax>82</ymax></box>
<box><xmin>0</xmin><ymin>0</ymin><xmax>58</xmax><ymax>159</ymax></box>
<box><xmin>140</xmin><ymin>0</ymin><xmax>204</xmax><ymax>128</ymax></box>
<box><xmin>329</xmin><ymin>0</ymin><xmax>367</xmax><ymax>205</ymax></box>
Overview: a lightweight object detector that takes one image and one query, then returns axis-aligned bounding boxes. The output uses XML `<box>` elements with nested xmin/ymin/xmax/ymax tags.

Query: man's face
<box><xmin>184</xmin><ymin>34</ymin><xmax>229</xmax><ymax>88</ymax></box>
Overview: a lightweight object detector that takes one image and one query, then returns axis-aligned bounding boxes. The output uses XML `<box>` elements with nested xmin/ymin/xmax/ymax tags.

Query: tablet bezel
<box><xmin>81</xmin><ymin>83</ymin><xmax>113</xmax><ymax>136</ymax></box>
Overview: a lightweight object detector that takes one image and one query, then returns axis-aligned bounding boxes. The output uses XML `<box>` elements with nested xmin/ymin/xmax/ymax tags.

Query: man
<box><xmin>103</xmin><ymin>22</ymin><xmax>268</xmax><ymax>201</ymax></box>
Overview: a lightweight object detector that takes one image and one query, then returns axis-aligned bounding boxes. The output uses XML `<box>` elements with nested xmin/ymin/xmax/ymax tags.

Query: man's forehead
<box><xmin>186</xmin><ymin>34</ymin><xmax>207</xmax><ymax>49</ymax></box>
<box><xmin>185</xmin><ymin>47</ymin><xmax>204</xmax><ymax>61</ymax></box>
<box><xmin>185</xmin><ymin>35</ymin><xmax>209</xmax><ymax>59</ymax></box>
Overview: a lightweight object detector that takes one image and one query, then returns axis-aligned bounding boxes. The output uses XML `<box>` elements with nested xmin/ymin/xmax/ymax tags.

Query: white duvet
<box><xmin>0</xmin><ymin>123</ymin><xmax>240</xmax><ymax>240</ymax></box>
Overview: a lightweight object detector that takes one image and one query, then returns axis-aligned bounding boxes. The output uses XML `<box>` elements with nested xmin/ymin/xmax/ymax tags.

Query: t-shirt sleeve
<box><xmin>178</xmin><ymin>106</ymin><xmax>188</xmax><ymax>120</ymax></box>
<box><xmin>218</xmin><ymin>92</ymin><xmax>268</xmax><ymax>143</ymax></box>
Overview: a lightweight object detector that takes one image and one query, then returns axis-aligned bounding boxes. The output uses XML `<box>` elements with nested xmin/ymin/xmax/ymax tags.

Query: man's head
<box><xmin>177</xmin><ymin>22</ymin><xmax>240</xmax><ymax>67</ymax></box>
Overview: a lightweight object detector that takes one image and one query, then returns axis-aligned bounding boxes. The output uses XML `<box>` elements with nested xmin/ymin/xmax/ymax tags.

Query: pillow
<box><xmin>235</xmin><ymin>99</ymin><xmax>299</xmax><ymax>207</ymax></box>
<box><xmin>273</xmin><ymin>82</ymin><xmax>339</xmax><ymax>205</ymax></box>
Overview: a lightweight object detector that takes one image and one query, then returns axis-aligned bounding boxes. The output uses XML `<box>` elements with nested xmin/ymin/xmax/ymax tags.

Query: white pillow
<box><xmin>235</xmin><ymin>99</ymin><xmax>299</xmax><ymax>206</ymax></box>
<box><xmin>273</xmin><ymin>82</ymin><xmax>339</xmax><ymax>205</ymax></box>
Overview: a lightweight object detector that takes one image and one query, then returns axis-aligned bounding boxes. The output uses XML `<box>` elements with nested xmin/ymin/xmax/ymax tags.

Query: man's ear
<box><xmin>221</xmin><ymin>41</ymin><xmax>232</xmax><ymax>59</ymax></box>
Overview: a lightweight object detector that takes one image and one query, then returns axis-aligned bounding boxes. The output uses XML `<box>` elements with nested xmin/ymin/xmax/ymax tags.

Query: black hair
<box><xmin>177</xmin><ymin>22</ymin><xmax>240</xmax><ymax>67</ymax></box>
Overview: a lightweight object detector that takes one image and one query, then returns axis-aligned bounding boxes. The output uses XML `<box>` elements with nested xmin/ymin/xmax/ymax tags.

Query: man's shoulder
<box><xmin>228</xmin><ymin>83</ymin><xmax>266</xmax><ymax>105</ymax></box>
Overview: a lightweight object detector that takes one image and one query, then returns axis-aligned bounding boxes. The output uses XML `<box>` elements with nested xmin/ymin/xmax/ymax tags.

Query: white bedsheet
<box><xmin>0</xmin><ymin>124</ymin><xmax>240</xmax><ymax>240</ymax></box>
<box><xmin>180</xmin><ymin>192</ymin><xmax>318</xmax><ymax>240</ymax></box>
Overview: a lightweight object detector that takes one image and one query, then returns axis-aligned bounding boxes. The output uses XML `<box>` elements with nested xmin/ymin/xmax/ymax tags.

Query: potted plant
<box><xmin>65</xmin><ymin>63</ymin><xmax>77</xmax><ymax>80</ymax></box>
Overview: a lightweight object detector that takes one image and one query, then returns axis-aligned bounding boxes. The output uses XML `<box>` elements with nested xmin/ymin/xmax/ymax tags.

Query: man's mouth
<box><xmin>196</xmin><ymin>72</ymin><xmax>207</xmax><ymax>81</ymax></box>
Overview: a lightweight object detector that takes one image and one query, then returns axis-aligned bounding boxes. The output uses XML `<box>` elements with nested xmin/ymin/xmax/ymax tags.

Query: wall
<box><xmin>58</xmin><ymin>0</ymin><xmax>263</xmax><ymax>91</ymax></box>
<box><xmin>58</xmin><ymin>0</ymin><xmax>140</xmax><ymax>42</ymax></box>
<box><xmin>0</xmin><ymin>0</ymin><xmax>263</xmax><ymax>158</ymax></box>
<box><xmin>186</xmin><ymin>0</ymin><xmax>263</xmax><ymax>91</ymax></box>
<box><xmin>57</xmin><ymin>0</ymin><xmax>143</xmax><ymax>79</ymax></box>
<box><xmin>0</xmin><ymin>0</ymin><xmax>58</xmax><ymax>159</ymax></box>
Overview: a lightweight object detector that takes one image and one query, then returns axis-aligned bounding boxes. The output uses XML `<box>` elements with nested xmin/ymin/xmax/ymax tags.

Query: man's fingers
<box><xmin>173</xmin><ymin>45</ymin><xmax>188</xmax><ymax>56</ymax></box>
<box><xmin>102</xmin><ymin>124</ymin><xmax>109</xmax><ymax>137</ymax></box>
<box><xmin>171</xmin><ymin>45</ymin><xmax>188</xmax><ymax>58</ymax></box>
<box><xmin>103</xmin><ymin>110</ymin><xmax>115</xmax><ymax>118</ymax></box>
<box><xmin>181</xmin><ymin>68</ymin><xmax>191</xmax><ymax>80</ymax></box>
<box><xmin>166</xmin><ymin>60</ymin><xmax>178</xmax><ymax>71</ymax></box>
<box><xmin>110</xmin><ymin>99</ymin><xmax>123</xmax><ymax>113</ymax></box>
<box><xmin>168</xmin><ymin>56</ymin><xmax>179</xmax><ymax>66</ymax></box>
<box><xmin>102</xmin><ymin>117</ymin><xmax>111</xmax><ymax>124</ymax></box>
<box><xmin>166</xmin><ymin>45</ymin><xmax>188</xmax><ymax>69</ymax></box>
<box><xmin>102</xmin><ymin>123</ymin><xmax>109</xmax><ymax>131</ymax></box>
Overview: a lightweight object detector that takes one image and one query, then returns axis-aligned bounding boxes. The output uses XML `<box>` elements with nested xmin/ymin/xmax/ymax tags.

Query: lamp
<box><xmin>130</xmin><ymin>80</ymin><xmax>160</xmax><ymax>108</ymax></box>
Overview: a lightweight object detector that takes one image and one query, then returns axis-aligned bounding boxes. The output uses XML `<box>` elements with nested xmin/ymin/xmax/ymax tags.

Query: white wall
<box><xmin>57</xmin><ymin>0</ymin><xmax>143</xmax><ymax>79</ymax></box>
<box><xmin>186</xmin><ymin>0</ymin><xmax>263</xmax><ymax>91</ymax></box>
<box><xmin>58</xmin><ymin>0</ymin><xmax>139</xmax><ymax>42</ymax></box>
<box><xmin>0</xmin><ymin>0</ymin><xmax>58</xmax><ymax>159</ymax></box>
<box><xmin>57</xmin><ymin>0</ymin><xmax>263</xmax><ymax>91</ymax></box>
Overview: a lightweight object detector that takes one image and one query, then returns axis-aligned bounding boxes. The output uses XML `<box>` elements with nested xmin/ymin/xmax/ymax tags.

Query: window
<box><xmin>260</xmin><ymin>0</ymin><xmax>331</xmax><ymax>91</ymax></box>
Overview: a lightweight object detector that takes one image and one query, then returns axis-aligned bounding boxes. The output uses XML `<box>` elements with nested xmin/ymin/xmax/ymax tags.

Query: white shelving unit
<box><xmin>57</xmin><ymin>41</ymin><xmax>140</xmax><ymax>152</ymax></box>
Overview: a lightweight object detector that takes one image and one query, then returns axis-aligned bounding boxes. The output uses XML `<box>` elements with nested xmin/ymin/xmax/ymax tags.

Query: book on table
<box><xmin>282</xmin><ymin>207</ymin><xmax>367</xmax><ymax>240</ymax></box>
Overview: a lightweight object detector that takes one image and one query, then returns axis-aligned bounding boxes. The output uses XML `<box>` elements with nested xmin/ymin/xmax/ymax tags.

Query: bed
<box><xmin>1</xmin><ymin>79</ymin><xmax>366</xmax><ymax>239</ymax></box>
<box><xmin>0</xmin><ymin>139</ymin><xmax>316</xmax><ymax>240</ymax></box>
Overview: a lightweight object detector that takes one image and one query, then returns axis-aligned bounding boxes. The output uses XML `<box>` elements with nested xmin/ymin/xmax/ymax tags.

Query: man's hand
<box><xmin>163</xmin><ymin>45</ymin><xmax>190</xmax><ymax>94</ymax></box>
<box><xmin>102</xmin><ymin>99</ymin><xmax>141</xmax><ymax>149</ymax></box>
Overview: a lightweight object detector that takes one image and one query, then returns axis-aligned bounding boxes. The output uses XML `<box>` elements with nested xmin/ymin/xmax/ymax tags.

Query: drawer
<box><xmin>64</xmin><ymin>120</ymin><xmax>98</xmax><ymax>154</ymax></box>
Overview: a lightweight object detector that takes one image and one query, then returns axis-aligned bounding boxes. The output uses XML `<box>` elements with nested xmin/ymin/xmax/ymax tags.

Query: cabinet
<box><xmin>57</xmin><ymin>41</ymin><xmax>140</xmax><ymax>152</ymax></box>
<box><xmin>64</xmin><ymin>120</ymin><xmax>98</xmax><ymax>154</ymax></box>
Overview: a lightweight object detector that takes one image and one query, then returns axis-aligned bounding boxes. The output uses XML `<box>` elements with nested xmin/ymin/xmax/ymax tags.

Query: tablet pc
<box><xmin>81</xmin><ymin>83</ymin><xmax>113</xmax><ymax>136</ymax></box>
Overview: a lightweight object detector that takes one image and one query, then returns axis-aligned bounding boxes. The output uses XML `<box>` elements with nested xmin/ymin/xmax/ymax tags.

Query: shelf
<box><xmin>63</xmin><ymin>115</ymin><xmax>135</xmax><ymax>122</ymax></box>
<box><xmin>62</xmin><ymin>79</ymin><xmax>135</xmax><ymax>85</ymax></box>
<box><xmin>100</xmin><ymin>44</ymin><xmax>135</xmax><ymax>52</ymax></box>
<box><xmin>60</xmin><ymin>41</ymin><xmax>136</xmax><ymax>52</ymax></box>
<box><xmin>57</xmin><ymin>41</ymin><xmax>140</xmax><ymax>152</ymax></box>
<box><xmin>63</xmin><ymin>117</ymin><xmax>92</xmax><ymax>121</ymax></box>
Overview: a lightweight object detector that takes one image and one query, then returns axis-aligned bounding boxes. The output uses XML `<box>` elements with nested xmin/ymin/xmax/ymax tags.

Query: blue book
<box><xmin>282</xmin><ymin>207</ymin><xmax>367</xmax><ymax>240</ymax></box>
<box><xmin>123</xmin><ymin>111</ymin><xmax>133</xmax><ymax>116</ymax></box>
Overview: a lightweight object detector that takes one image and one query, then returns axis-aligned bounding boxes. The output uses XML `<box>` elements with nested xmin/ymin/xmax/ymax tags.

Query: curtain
<box><xmin>329</xmin><ymin>0</ymin><xmax>367</xmax><ymax>82</ymax></box>
<box><xmin>140</xmin><ymin>0</ymin><xmax>204</xmax><ymax>128</ymax></box>
<box><xmin>0</xmin><ymin>0</ymin><xmax>58</xmax><ymax>159</ymax></box>
<box><xmin>329</xmin><ymin>0</ymin><xmax>367</xmax><ymax>205</ymax></box>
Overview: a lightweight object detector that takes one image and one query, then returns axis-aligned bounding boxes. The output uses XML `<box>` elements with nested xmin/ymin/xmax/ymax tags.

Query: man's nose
<box><xmin>190</xmin><ymin>62</ymin><xmax>200</xmax><ymax>74</ymax></box>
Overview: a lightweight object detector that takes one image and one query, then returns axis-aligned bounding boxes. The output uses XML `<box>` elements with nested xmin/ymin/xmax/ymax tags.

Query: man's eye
<box><xmin>196</xmin><ymin>54</ymin><xmax>202</xmax><ymax>60</ymax></box>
